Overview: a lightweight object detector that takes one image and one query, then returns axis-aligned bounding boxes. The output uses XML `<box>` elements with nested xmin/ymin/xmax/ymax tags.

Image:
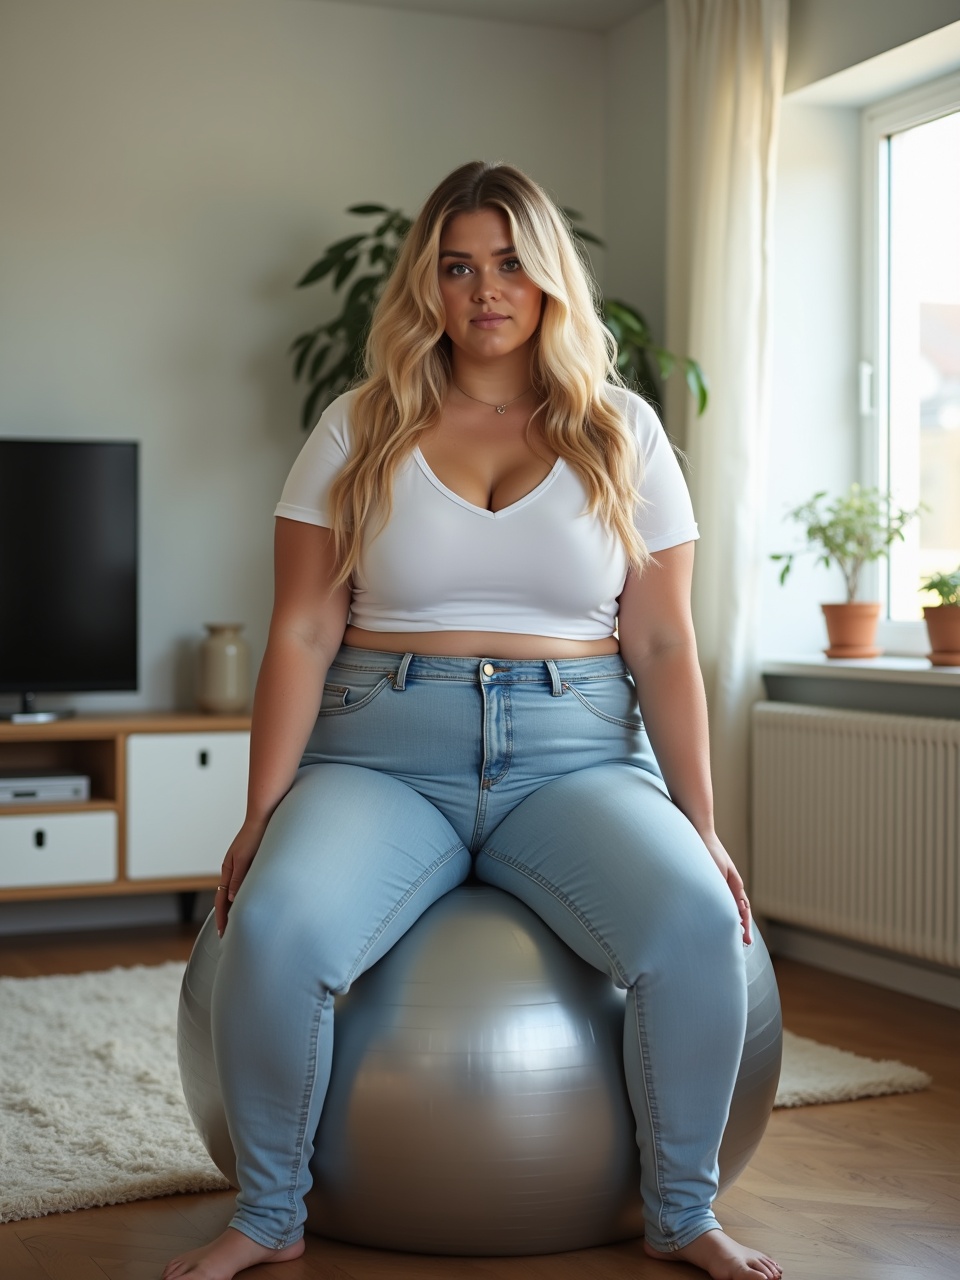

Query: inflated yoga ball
<box><xmin>179</xmin><ymin>884</ymin><xmax>782</xmax><ymax>1257</ymax></box>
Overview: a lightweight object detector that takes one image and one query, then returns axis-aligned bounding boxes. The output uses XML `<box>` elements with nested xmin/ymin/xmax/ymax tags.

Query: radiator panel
<box><xmin>751</xmin><ymin>702</ymin><xmax>960</xmax><ymax>968</ymax></box>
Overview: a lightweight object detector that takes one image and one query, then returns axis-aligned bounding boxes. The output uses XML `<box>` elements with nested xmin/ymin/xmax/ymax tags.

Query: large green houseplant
<box><xmin>771</xmin><ymin>484</ymin><xmax>924</xmax><ymax>659</ymax></box>
<box><xmin>290</xmin><ymin>204</ymin><xmax>707</xmax><ymax>430</ymax></box>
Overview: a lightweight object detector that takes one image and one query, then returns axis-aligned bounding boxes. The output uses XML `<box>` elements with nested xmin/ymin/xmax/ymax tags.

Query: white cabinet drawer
<box><xmin>0</xmin><ymin>811</ymin><xmax>117</xmax><ymax>888</ymax></box>
<box><xmin>126</xmin><ymin>732</ymin><xmax>249</xmax><ymax>879</ymax></box>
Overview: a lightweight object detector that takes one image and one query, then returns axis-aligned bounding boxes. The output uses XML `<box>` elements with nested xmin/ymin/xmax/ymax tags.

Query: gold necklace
<box><xmin>452</xmin><ymin>380</ymin><xmax>533</xmax><ymax>415</ymax></box>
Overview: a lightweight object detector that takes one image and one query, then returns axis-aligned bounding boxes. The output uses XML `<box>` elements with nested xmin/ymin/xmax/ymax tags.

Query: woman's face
<box><xmin>437</xmin><ymin>207</ymin><xmax>544</xmax><ymax>364</ymax></box>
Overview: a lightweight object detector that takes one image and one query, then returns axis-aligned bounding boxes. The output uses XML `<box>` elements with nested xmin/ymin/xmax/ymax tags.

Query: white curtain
<box><xmin>665</xmin><ymin>0</ymin><xmax>788</xmax><ymax>881</ymax></box>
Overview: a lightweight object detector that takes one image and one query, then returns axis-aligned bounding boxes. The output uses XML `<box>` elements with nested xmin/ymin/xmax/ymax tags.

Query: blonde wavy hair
<box><xmin>327</xmin><ymin>160</ymin><xmax>649</xmax><ymax>586</ymax></box>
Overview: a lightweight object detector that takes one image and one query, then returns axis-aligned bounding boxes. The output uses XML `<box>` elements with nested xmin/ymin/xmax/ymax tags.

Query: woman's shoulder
<box><xmin>311</xmin><ymin>386</ymin><xmax>360</xmax><ymax>435</ymax></box>
<box><xmin>601</xmin><ymin>383</ymin><xmax>666</xmax><ymax>448</ymax></box>
<box><xmin>297</xmin><ymin>387</ymin><xmax>364</xmax><ymax>464</ymax></box>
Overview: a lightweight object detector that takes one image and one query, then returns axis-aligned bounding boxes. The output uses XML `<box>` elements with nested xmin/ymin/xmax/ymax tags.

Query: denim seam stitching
<box><xmin>326</xmin><ymin>671</ymin><xmax>625</xmax><ymax>686</ymax></box>
<box><xmin>279</xmin><ymin>991</ymin><xmax>328</xmax><ymax>1245</ymax></box>
<box><xmin>470</xmin><ymin>786</ymin><xmax>490</xmax><ymax>854</ymax></box>
<box><xmin>228</xmin><ymin>1217</ymin><xmax>304</xmax><ymax>1251</ymax></box>
<box><xmin>563</xmin><ymin>682</ymin><xmax>645</xmax><ymax>730</ymax></box>
<box><xmin>342</xmin><ymin>840</ymin><xmax>466</xmax><ymax>989</ymax></box>
<box><xmin>480</xmin><ymin>845</ymin><xmax>680</xmax><ymax>1247</ymax></box>
<box><xmin>483</xmin><ymin>686</ymin><xmax>513</xmax><ymax>788</ymax></box>
<box><xmin>479</xmin><ymin>845</ymin><xmax>631</xmax><ymax>986</ymax></box>
<box><xmin>632</xmin><ymin>982</ymin><xmax>672</xmax><ymax>1245</ymax></box>
<box><xmin>666</xmin><ymin>1216</ymin><xmax>724</xmax><ymax>1251</ymax></box>
<box><xmin>316</xmin><ymin>676</ymin><xmax>392</xmax><ymax>717</ymax></box>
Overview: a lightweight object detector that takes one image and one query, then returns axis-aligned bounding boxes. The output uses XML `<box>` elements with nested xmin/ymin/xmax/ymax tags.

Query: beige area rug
<box><xmin>0</xmin><ymin>962</ymin><xmax>932</xmax><ymax>1225</ymax></box>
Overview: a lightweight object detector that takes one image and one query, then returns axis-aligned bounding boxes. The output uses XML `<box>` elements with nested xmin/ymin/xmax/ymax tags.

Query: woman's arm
<box><xmin>617</xmin><ymin>543</ymin><xmax>751</xmax><ymax>941</ymax></box>
<box><xmin>217</xmin><ymin>516</ymin><xmax>350</xmax><ymax>932</ymax></box>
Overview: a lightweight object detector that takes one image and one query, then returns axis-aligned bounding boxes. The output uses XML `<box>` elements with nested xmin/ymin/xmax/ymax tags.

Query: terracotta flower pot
<box><xmin>923</xmin><ymin>605</ymin><xmax>960</xmax><ymax>667</ymax></box>
<box><xmin>821</xmin><ymin>602</ymin><xmax>882</xmax><ymax>659</ymax></box>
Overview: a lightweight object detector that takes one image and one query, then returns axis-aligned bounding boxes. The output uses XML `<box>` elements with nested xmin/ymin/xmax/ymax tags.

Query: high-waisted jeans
<box><xmin>210</xmin><ymin>645</ymin><xmax>748</xmax><ymax>1253</ymax></box>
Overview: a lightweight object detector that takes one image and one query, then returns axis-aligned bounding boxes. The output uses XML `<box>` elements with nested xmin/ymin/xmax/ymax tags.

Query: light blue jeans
<box><xmin>211</xmin><ymin>646</ymin><xmax>748</xmax><ymax>1253</ymax></box>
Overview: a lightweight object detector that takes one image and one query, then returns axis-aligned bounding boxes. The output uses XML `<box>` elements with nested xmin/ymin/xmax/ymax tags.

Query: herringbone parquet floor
<box><xmin>1</xmin><ymin>924</ymin><xmax>957</xmax><ymax>1280</ymax></box>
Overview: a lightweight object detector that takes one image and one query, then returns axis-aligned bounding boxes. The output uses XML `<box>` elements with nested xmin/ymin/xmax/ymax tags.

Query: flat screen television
<box><xmin>0</xmin><ymin>439</ymin><xmax>139</xmax><ymax>720</ymax></box>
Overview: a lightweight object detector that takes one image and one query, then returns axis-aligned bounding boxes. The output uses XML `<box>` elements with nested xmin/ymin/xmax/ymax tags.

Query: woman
<box><xmin>164</xmin><ymin>161</ymin><xmax>781</xmax><ymax>1280</ymax></box>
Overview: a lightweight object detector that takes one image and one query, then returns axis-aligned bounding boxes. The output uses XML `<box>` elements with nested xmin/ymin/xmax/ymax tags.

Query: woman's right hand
<box><xmin>215</xmin><ymin>816</ymin><xmax>270</xmax><ymax>936</ymax></box>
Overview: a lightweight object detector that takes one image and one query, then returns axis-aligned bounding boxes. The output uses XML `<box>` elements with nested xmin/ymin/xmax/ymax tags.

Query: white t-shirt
<box><xmin>275</xmin><ymin>385</ymin><xmax>699</xmax><ymax>640</ymax></box>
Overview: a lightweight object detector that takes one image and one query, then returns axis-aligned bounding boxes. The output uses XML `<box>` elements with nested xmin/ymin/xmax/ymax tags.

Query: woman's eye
<box><xmin>502</xmin><ymin>258</ymin><xmax>522</xmax><ymax>272</ymax></box>
<box><xmin>447</xmin><ymin>262</ymin><xmax>471</xmax><ymax>277</ymax></box>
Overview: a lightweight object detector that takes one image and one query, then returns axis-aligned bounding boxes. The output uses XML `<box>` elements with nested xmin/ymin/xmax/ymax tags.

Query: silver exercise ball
<box><xmin>179</xmin><ymin>884</ymin><xmax>782</xmax><ymax>1256</ymax></box>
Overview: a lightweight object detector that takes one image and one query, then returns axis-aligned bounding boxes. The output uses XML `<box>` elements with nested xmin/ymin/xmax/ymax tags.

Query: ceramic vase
<box><xmin>198</xmin><ymin>624</ymin><xmax>250</xmax><ymax>713</ymax></box>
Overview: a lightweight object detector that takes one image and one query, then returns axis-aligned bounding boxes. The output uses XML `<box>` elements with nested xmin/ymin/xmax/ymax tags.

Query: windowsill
<box><xmin>760</xmin><ymin>655</ymin><xmax>960</xmax><ymax>718</ymax></box>
<box><xmin>762</xmin><ymin>654</ymin><xmax>960</xmax><ymax>685</ymax></box>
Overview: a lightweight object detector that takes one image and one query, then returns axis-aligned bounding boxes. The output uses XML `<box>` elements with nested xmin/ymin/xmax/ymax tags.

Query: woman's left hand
<box><xmin>700</xmin><ymin>831</ymin><xmax>752</xmax><ymax>944</ymax></box>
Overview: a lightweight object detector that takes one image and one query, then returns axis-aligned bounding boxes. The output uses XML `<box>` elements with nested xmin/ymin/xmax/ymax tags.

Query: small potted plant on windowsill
<box><xmin>920</xmin><ymin>568</ymin><xmax>960</xmax><ymax>667</ymax></box>
<box><xmin>771</xmin><ymin>484</ymin><xmax>924</xmax><ymax>659</ymax></box>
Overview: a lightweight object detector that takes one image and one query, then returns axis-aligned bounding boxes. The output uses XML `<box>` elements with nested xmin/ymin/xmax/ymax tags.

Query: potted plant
<box><xmin>771</xmin><ymin>484</ymin><xmax>924</xmax><ymax>659</ymax></box>
<box><xmin>290</xmin><ymin>204</ymin><xmax>707</xmax><ymax>429</ymax></box>
<box><xmin>920</xmin><ymin>568</ymin><xmax>960</xmax><ymax>666</ymax></box>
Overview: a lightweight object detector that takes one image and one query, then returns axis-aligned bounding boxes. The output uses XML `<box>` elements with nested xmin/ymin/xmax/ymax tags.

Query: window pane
<box><xmin>887</xmin><ymin>111</ymin><xmax>960</xmax><ymax>620</ymax></box>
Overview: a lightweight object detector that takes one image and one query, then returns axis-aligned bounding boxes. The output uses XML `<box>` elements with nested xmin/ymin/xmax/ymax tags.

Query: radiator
<box><xmin>751</xmin><ymin>702</ymin><xmax>960</xmax><ymax>968</ymax></box>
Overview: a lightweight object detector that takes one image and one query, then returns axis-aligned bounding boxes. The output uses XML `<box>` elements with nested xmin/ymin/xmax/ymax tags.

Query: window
<box><xmin>863</xmin><ymin>73</ymin><xmax>960</xmax><ymax>629</ymax></box>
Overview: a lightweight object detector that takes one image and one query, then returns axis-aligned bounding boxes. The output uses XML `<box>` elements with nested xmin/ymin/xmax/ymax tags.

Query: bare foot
<box><xmin>644</xmin><ymin>1228</ymin><xmax>782</xmax><ymax>1279</ymax></box>
<box><xmin>161</xmin><ymin>1226</ymin><xmax>305</xmax><ymax>1279</ymax></box>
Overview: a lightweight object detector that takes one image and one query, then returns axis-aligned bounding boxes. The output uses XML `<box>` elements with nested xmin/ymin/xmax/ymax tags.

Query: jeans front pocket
<box><xmin>562</xmin><ymin>676</ymin><xmax>644</xmax><ymax>731</ymax></box>
<box><xmin>317</xmin><ymin>669</ymin><xmax>393</xmax><ymax>717</ymax></box>
<box><xmin>319</xmin><ymin>684</ymin><xmax>349</xmax><ymax>711</ymax></box>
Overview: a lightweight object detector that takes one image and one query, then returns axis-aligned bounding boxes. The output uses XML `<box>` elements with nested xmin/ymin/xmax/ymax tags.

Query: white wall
<box><xmin>604</xmin><ymin>2</ymin><xmax>669</xmax><ymax>355</ymax></box>
<box><xmin>0</xmin><ymin>0</ymin><xmax>605</xmax><ymax>715</ymax></box>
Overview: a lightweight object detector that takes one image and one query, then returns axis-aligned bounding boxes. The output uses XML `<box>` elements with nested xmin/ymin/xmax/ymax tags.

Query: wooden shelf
<box><xmin>0</xmin><ymin>712</ymin><xmax>251</xmax><ymax>903</ymax></box>
<box><xmin>0</xmin><ymin>712</ymin><xmax>253</xmax><ymax>740</ymax></box>
<box><xmin>0</xmin><ymin>799</ymin><xmax>118</xmax><ymax>818</ymax></box>
<box><xmin>0</xmin><ymin>874</ymin><xmax>221</xmax><ymax>903</ymax></box>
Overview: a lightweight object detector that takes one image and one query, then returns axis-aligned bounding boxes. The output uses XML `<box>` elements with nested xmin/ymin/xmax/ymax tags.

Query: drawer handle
<box><xmin>198</xmin><ymin>750</ymin><xmax>209</xmax><ymax>767</ymax></box>
<box><xmin>34</xmin><ymin>829</ymin><xmax>46</xmax><ymax>849</ymax></box>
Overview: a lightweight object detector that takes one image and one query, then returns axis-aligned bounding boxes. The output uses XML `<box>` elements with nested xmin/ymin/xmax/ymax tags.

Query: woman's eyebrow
<box><xmin>438</xmin><ymin>245</ymin><xmax>516</xmax><ymax>260</ymax></box>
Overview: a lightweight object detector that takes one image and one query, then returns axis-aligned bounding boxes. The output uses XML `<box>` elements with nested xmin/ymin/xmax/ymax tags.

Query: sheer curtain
<box><xmin>664</xmin><ymin>0</ymin><xmax>788</xmax><ymax>881</ymax></box>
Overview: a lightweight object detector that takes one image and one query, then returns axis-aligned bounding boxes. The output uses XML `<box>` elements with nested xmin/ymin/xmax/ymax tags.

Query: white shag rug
<box><xmin>774</xmin><ymin>1028</ymin><xmax>930</xmax><ymax>1108</ymax></box>
<box><xmin>0</xmin><ymin>963</ymin><xmax>229</xmax><ymax>1225</ymax></box>
<box><xmin>0</xmin><ymin>962</ymin><xmax>932</xmax><ymax>1225</ymax></box>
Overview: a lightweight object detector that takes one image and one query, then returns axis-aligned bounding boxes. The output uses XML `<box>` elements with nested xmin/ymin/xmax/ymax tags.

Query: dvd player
<box><xmin>0</xmin><ymin>770</ymin><xmax>91</xmax><ymax>804</ymax></box>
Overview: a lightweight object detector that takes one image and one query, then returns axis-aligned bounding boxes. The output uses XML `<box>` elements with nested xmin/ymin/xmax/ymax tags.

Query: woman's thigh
<box><xmin>224</xmin><ymin>762</ymin><xmax>471</xmax><ymax>993</ymax></box>
<box><xmin>474</xmin><ymin>763</ymin><xmax>742</xmax><ymax>985</ymax></box>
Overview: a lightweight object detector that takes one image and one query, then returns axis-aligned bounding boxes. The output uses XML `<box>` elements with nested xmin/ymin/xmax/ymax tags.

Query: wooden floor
<box><xmin>1</xmin><ymin>924</ymin><xmax>958</xmax><ymax>1280</ymax></box>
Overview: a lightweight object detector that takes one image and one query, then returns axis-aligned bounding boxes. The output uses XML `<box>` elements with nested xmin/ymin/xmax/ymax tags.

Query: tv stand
<box><xmin>0</xmin><ymin>711</ymin><xmax>251</xmax><ymax>908</ymax></box>
<box><xmin>0</xmin><ymin>692</ymin><xmax>77</xmax><ymax>724</ymax></box>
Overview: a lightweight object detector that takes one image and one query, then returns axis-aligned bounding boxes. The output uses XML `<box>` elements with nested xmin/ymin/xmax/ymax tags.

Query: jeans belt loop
<box><xmin>393</xmin><ymin>652</ymin><xmax>414</xmax><ymax>691</ymax></box>
<box><xmin>545</xmin><ymin>659</ymin><xmax>563</xmax><ymax>697</ymax></box>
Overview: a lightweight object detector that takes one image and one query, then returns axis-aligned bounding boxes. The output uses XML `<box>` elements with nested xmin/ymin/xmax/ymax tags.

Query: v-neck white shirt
<box><xmin>275</xmin><ymin>387</ymin><xmax>699</xmax><ymax>640</ymax></box>
<box><xmin>412</xmin><ymin>446</ymin><xmax>566</xmax><ymax>521</ymax></box>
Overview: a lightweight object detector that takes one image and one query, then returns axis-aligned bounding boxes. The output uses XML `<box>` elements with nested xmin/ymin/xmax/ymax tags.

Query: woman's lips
<box><xmin>471</xmin><ymin>314</ymin><xmax>508</xmax><ymax>328</ymax></box>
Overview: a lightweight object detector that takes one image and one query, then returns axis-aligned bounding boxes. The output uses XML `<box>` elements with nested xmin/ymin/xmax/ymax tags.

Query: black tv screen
<box><xmin>0</xmin><ymin>439</ymin><xmax>138</xmax><ymax>696</ymax></box>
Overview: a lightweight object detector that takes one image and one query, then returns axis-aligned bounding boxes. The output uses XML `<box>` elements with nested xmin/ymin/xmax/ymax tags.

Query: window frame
<box><xmin>861</xmin><ymin>69</ymin><xmax>960</xmax><ymax>654</ymax></box>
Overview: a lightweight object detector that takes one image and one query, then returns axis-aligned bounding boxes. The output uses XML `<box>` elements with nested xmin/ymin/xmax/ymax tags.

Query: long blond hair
<box><xmin>327</xmin><ymin>160</ymin><xmax>649</xmax><ymax>586</ymax></box>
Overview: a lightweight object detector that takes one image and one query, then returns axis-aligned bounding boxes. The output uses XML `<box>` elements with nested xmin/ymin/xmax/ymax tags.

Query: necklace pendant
<box><xmin>496</xmin><ymin>404</ymin><xmax>507</xmax><ymax>414</ymax></box>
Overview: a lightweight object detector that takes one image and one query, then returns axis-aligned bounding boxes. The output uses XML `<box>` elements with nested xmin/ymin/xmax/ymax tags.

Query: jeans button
<box><xmin>482</xmin><ymin>662</ymin><xmax>495</xmax><ymax>676</ymax></box>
